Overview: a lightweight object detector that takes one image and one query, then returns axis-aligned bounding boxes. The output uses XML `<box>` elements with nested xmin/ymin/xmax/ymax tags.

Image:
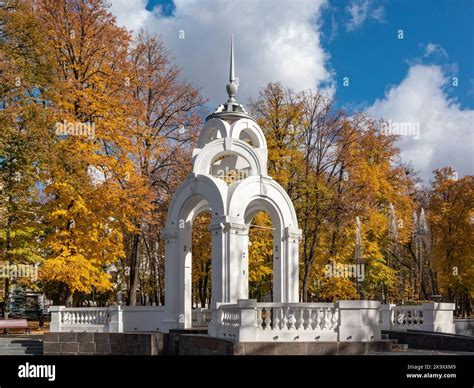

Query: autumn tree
<box><xmin>30</xmin><ymin>0</ymin><xmax>148</xmax><ymax>304</ymax></box>
<box><xmin>248</xmin><ymin>212</ymin><xmax>274</xmax><ymax>301</ymax></box>
<box><xmin>250</xmin><ymin>84</ymin><xmax>415</xmax><ymax>302</ymax></box>
<box><xmin>191</xmin><ymin>212</ymin><xmax>212</xmax><ymax>308</ymax></box>
<box><xmin>0</xmin><ymin>0</ymin><xmax>56</xmax><ymax>314</ymax></box>
<box><xmin>122</xmin><ymin>31</ymin><xmax>204</xmax><ymax>305</ymax></box>
<box><xmin>428</xmin><ymin>167</ymin><xmax>474</xmax><ymax>316</ymax></box>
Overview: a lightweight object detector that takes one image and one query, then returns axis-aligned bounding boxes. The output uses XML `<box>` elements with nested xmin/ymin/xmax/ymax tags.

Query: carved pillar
<box><xmin>209</xmin><ymin>217</ymin><xmax>248</xmax><ymax>307</ymax></box>
<box><xmin>274</xmin><ymin>226</ymin><xmax>301</xmax><ymax>302</ymax></box>
<box><xmin>162</xmin><ymin>227</ymin><xmax>184</xmax><ymax>331</ymax></box>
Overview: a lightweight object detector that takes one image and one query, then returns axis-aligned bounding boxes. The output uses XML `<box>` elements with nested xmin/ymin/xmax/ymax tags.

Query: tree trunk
<box><xmin>2</xmin><ymin>278</ymin><xmax>10</xmax><ymax>319</ymax></box>
<box><xmin>128</xmin><ymin>233</ymin><xmax>141</xmax><ymax>306</ymax></box>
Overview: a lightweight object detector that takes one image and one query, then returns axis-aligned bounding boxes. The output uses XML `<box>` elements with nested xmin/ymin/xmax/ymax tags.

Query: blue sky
<box><xmin>144</xmin><ymin>0</ymin><xmax>474</xmax><ymax>111</ymax></box>
<box><xmin>322</xmin><ymin>0</ymin><xmax>474</xmax><ymax>111</ymax></box>
<box><xmin>109</xmin><ymin>0</ymin><xmax>474</xmax><ymax>181</ymax></box>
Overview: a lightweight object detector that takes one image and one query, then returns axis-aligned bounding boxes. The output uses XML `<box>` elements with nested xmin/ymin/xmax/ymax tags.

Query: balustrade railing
<box><xmin>60</xmin><ymin>308</ymin><xmax>110</xmax><ymax>326</ymax></box>
<box><xmin>391</xmin><ymin>306</ymin><xmax>424</xmax><ymax>329</ymax></box>
<box><xmin>380</xmin><ymin>303</ymin><xmax>455</xmax><ymax>334</ymax></box>
<box><xmin>192</xmin><ymin>308</ymin><xmax>212</xmax><ymax>327</ymax></box>
<box><xmin>214</xmin><ymin>301</ymin><xmax>340</xmax><ymax>342</ymax></box>
<box><xmin>50</xmin><ymin>305</ymin><xmax>166</xmax><ymax>333</ymax></box>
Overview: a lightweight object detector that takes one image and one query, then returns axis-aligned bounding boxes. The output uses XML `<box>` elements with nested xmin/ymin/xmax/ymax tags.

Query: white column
<box><xmin>49</xmin><ymin>306</ymin><xmax>64</xmax><ymax>332</ymax></box>
<box><xmin>209</xmin><ymin>217</ymin><xmax>248</xmax><ymax>307</ymax></box>
<box><xmin>209</xmin><ymin>221</ymin><xmax>227</xmax><ymax>307</ymax></box>
<box><xmin>380</xmin><ymin>304</ymin><xmax>395</xmax><ymax>331</ymax></box>
<box><xmin>274</xmin><ymin>227</ymin><xmax>301</xmax><ymax>302</ymax></box>
<box><xmin>273</xmin><ymin>228</ymin><xmax>283</xmax><ymax>302</ymax></box>
<box><xmin>241</xmin><ymin>226</ymin><xmax>249</xmax><ymax>299</ymax></box>
<box><xmin>208</xmin><ymin>221</ymin><xmax>226</xmax><ymax>337</ymax></box>
<box><xmin>182</xmin><ymin>221</ymin><xmax>193</xmax><ymax>329</ymax></box>
<box><xmin>162</xmin><ymin>227</ymin><xmax>180</xmax><ymax>332</ymax></box>
<box><xmin>227</xmin><ymin>221</ymin><xmax>248</xmax><ymax>302</ymax></box>
<box><xmin>108</xmin><ymin>305</ymin><xmax>123</xmax><ymax>333</ymax></box>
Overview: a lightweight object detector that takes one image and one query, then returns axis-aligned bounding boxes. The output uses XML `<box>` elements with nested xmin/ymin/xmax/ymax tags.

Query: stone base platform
<box><xmin>43</xmin><ymin>332</ymin><xmax>393</xmax><ymax>355</ymax></box>
<box><xmin>171</xmin><ymin>334</ymin><xmax>393</xmax><ymax>355</ymax></box>
<box><xmin>43</xmin><ymin>332</ymin><xmax>165</xmax><ymax>355</ymax></box>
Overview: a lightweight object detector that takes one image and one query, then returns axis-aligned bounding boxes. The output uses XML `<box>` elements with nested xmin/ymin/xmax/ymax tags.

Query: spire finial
<box><xmin>226</xmin><ymin>34</ymin><xmax>238</xmax><ymax>103</ymax></box>
<box><xmin>230</xmin><ymin>33</ymin><xmax>235</xmax><ymax>82</ymax></box>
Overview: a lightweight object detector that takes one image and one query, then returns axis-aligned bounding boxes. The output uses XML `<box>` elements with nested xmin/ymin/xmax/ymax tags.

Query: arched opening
<box><xmin>243</xmin><ymin>196</ymin><xmax>287</xmax><ymax>303</ymax></box>
<box><xmin>229</xmin><ymin>178</ymin><xmax>300</xmax><ymax>303</ymax></box>
<box><xmin>239</xmin><ymin>130</ymin><xmax>255</xmax><ymax>146</ymax></box>
<box><xmin>197</xmin><ymin>118</ymin><xmax>230</xmax><ymax>148</ymax></box>
<box><xmin>248</xmin><ymin>211</ymin><xmax>274</xmax><ymax>301</ymax></box>
<box><xmin>231</xmin><ymin>118</ymin><xmax>266</xmax><ymax>149</ymax></box>
<box><xmin>163</xmin><ymin>174</ymin><xmax>226</xmax><ymax>330</ymax></box>
<box><xmin>191</xmin><ymin>210</ymin><xmax>212</xmax><ymax>309</ymax></box>
<box><xmin>210</xmin><ymin>153</ymin><xmax>252</xmax><ymax>184</ymax></box>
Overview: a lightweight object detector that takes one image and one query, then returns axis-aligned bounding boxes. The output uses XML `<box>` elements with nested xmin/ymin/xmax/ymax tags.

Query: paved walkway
<box><xmin>368</xmin><ymin>348</ymin><xmax>474</xmax><ymax>355</ymax></box>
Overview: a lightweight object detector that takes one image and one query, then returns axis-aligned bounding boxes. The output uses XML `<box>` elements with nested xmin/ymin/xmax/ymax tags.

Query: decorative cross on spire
<box><xmin>226</xmin><ymin>34</ymin><xmax>238</xmax><ymax>103</ymax></box>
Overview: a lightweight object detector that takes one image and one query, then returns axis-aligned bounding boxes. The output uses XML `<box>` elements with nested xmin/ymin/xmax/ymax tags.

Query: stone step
<box><xmin>0</xmin><ymin>350</ymin><xmax>42</xmax><ymax>355</ymax></box>
<box><xmin>0</xmin><ymin>341</ymin><xmax>42</xmax><ymax>346</ymax></box>
<box><xmin>0</xmin><ymin>337</ymin><xmax>43</xmax><ymax>341</ymax></box>
<box><xmin>0</xmin><ymin>337</ymin><xmax>43</xmax><ymax>355</ymax></box>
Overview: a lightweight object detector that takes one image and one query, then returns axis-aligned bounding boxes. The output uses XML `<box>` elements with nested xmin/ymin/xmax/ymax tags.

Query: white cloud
<box><xmin>371</xmin><ymin>5</ymin><xmax>385</xmax><ymax>23</ymax></box>
<box><xmin>424</xmin><ymin>42</ymin><xmax>448</xmax><ymax>58</ymax></box>
<box><xmin>368</xmin><ymin>64</ymin><xmax>474</xmax><ymax>181</ymax></box>
<box><xmin>346</xmin><ymin>0</ymin><xmax>385</xmax><ymax>31</ymax></box>
<box><xmin>108</xmin><ymin>0</ymin><xmax>150</xmax><ymax>33</ymax></box>
<box><xmin>109</xmin><ymin>0</ymin><xmax>333</xmax><ymax>107</ymax></box>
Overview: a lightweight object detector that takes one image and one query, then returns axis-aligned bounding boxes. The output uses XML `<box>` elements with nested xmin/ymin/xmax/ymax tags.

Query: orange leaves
<box><xmin>248</xmin><ymin>212</ymin><xmax>274</xmax><ymax>298</ymax></box>
<box><xmin>428</xmin><ymin>169</ymin><xmax>474</xmax><ymax>298</ymax></box>
<box><xmin>39</xmin><ymin>252</ymin><xmax>113</xmax><ymax>294</ymax></box>
<box><xmin>251</xmin><ymin>84</ymin><xmax>417</xmax><ymax>301</ymax></box>
<box><xmin>318</xmin><ymin>277</ymin><xmax>358</xmax><ymax>302</ymax></box>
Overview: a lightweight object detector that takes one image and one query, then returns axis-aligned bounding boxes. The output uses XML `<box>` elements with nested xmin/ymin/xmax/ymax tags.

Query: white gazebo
<box><xmin>161</xmin><ymin>35</ymin><xmax>301</xmax><ymax>332</ymax></box>
<box><xmin>48</xmin><ymin>37</ymin><xmax>455</xmax><ymax>344</ymax></box>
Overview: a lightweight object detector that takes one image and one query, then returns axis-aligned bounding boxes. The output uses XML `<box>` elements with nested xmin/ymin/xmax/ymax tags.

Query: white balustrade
<box><xmin>380</xmin><ymin>302</ymin><xmax>455</xmax><ymax>334</ymax></box>
<box><xmin>214</xmin><ymin>300</ymin><xmax>340</xmax><ymax>342</ymax></box>
<box><xmin>192</xmin><ymin>308</ymin><xmax>212</xmax><ymax>327</ymax></box>
<box><xmin>50</xmin><ymin>307</ymin><xmax>111</xmax><ymax>332</ymax></box>
<box><xmin>49</xmin><ymin>305</ymin><xmax>165</xmax><ymax>333</ymax></box>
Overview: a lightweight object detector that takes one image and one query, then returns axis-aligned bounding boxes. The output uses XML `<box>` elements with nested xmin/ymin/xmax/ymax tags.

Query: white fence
<box><xmin>49</xmin><ymin>301</ymin><xmax>456</xmax><ymax>339</ymax></box>
<box><xmin>380</xmin><ymin>303</ymin><xmax>455</xmax><ymax>334</ymax></box>
<box><xmin>208</xmin><ymin>299</ymin><xmax>381</xmax><ymax>342</ymax></box>
<box><xmin>49</xmin><ymin>306</ymin><xmax>165</xmax><ymax>333</ymax></box>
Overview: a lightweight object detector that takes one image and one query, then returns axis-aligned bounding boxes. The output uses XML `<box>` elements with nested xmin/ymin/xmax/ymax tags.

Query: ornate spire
<box><xmin>206</xmin><ymin>34</ymin><xmax>252</xmax><ymax>121</ymax></box>
<box><xmin>226</xmin><ymin>34</ymin><xmax>238</xmax><ymax>103</ymax></box>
